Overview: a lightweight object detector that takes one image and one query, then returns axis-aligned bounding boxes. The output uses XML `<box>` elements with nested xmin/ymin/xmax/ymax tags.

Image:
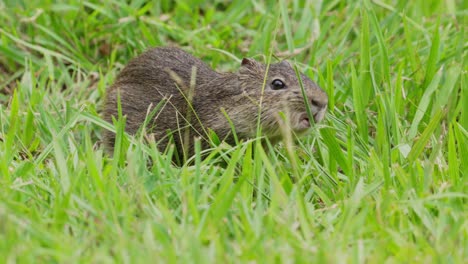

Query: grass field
<box><xmin>1</xmin><ymin>0</ymin><xmax>467</xmax><ymax>262</ymax></box>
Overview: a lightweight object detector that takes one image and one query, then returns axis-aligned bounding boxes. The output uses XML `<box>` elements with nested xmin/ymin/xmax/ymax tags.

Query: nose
<box><xmin>311</xmin><ymin>98</ymin><xmax>328</xmax><ymax>109</ymax></box>
<box><xmin>310</xmin><ymin>96</ymin><xmax>328</xmax><ymax>123</ymax></box>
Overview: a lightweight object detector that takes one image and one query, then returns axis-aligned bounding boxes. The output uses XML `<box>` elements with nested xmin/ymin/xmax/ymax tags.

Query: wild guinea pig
<box><xmin>103</xmin><ymin>47</ymin><xmax>328</xmax><ymax>157</ymax></box>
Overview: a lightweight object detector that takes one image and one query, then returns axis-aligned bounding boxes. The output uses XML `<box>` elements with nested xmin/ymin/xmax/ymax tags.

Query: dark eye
<box><xmin>271</xmin><ymin>79</ymin><xmax>286</xmax><ymax>90</ymax></box>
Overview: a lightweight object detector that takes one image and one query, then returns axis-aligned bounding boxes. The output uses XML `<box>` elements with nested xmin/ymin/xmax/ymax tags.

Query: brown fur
<box><xmin>103</xmin><ymin>47</ymin><xmax>328</xmax><ymax>157</ymax></box>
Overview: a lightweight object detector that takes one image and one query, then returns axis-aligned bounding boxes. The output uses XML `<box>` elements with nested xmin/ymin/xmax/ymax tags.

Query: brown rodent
<box><xmin>103</xmin><ymin>47</ymin><xmax>328</xmax><ymax>157</ymax></box>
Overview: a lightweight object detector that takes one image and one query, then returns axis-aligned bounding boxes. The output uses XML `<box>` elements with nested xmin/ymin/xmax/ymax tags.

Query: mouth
<box><xmin>296</xmin><ymin>113</ymin><xmax>311</xmax><ymax>131</ymax></box>
<box><xmin>295</xmin><ymin>110</ymin><xmax>325</xmax><ymax>131</ymax></box>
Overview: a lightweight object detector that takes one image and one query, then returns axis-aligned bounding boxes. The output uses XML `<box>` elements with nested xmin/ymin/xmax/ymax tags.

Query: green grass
<box><xmin>1</xmin><ymin>0</ymin><xmax>467</xmax><ymax>262</ymax></box>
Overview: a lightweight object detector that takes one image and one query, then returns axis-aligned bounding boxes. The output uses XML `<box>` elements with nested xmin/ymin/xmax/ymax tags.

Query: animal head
<box><xmin>237</xmin><ymin>58</ymin><xmax>328</xmax><ymax>137</ymax></box>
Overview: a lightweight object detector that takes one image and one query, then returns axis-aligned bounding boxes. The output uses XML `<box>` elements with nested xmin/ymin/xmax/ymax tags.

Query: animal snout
<box><xmin>311</xmin><ymin>99</ymin><xmax>327</xmax><ymax>109</ymax></box>
<box><xmin>310</xmin><ymin>97</ymin><xmax>328</xmax><ymax>123</ymax></box>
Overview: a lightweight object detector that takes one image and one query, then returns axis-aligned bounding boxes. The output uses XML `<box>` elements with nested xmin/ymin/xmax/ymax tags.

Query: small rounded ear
<box><xmin>241</xmin><ymin>58</ymin><xmax>257</xmax><ymax>68</ymax></box>
<box><xmin>279</xmin><ymin>60</ymin><xmax>292</xmax><ymax>68</ymax></box>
